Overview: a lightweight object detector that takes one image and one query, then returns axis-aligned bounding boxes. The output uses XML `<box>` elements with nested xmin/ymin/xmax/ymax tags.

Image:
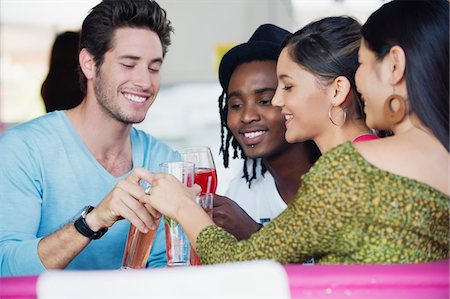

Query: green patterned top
<box><xmin>197</xmin><ymin>142</ymin><xmax>449</xmax><ymax>264</ymax></box>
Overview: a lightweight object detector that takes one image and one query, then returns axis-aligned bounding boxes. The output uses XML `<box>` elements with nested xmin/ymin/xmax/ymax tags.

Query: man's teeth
<box><xmin>244</xmin><ymin>131</ymin><xmax>265</xmax><ymax>139</ymax></box>
<box><xmin>124</xmin><ymin>93</ymin><xmax>146</xmax><ymax>103</ymax></box>
<box><xmin>285</xmin><ymin>115</ymin><xmax>294</xmax><ymax>121</ymax></box>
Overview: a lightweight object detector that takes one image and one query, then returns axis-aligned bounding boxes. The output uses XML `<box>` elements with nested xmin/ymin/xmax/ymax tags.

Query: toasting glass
<box><xmin>177</xmin><ymin>146</ymin><xmax>217</xmax><ymax>265</ymax></box>
<box><xmin>177</xmin><ymin>146</ymin><xmax>217</xmax><ymax>196</ymax></box>
<box><xmin>121</xmin><ymin>183</ymin><xmax>158</xmax><ymax>270</ymax></box>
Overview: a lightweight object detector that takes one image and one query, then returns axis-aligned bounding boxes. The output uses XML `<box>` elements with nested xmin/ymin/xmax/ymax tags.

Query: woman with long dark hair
<box><xmin>144</xmin><ymin>1</ymin><xmax>448</xmax><ymax>265</ymax></box>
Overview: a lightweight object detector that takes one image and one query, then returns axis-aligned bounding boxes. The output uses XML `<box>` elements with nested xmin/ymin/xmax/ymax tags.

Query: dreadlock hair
<box><xmin>219</xmin><ymin>90</ymin><xmax>267</xmax><ymax>187</ymax></box>
<box><xmin>217</xmin><ymin>24</ymin><xmax>297</xmax><ymax>187</ymax></box>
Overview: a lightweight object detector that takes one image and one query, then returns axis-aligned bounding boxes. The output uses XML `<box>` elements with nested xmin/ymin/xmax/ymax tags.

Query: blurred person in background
<box><xmin>0</xmin><ymin>0</ymin><xmax>175</xmax><ymax>276</ymax></box>
<box><xmin>41</xmin><ymin>31</ymin><xmax>83</xmax><ymax>112</ymax></box>
<box><xmin>213</xmin><ymin>24</ymin><xmax>320</xmax><ymax>241</ymax></box>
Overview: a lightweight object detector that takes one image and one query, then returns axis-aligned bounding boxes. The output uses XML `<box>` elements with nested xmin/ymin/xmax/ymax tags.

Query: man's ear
<box><xmin>387</xmin><ymin>45</ymin><xmax>406</xmax><ymax>85</ymax></box>
<box><xmin>79</xmin><ymin>48</ymin><xmax>95</xmax><ymax>80</ymax></box>
<box><xmin>329</xmin><ymin>76</ymin><xmax>351</xmax><ymax>107</ymax></box>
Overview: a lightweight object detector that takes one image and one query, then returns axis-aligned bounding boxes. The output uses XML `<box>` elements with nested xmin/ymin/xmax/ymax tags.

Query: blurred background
<box><xmin>0</xmin><ymin>0</ymin><xmax>386</xmax><ymax>192</ymax></box>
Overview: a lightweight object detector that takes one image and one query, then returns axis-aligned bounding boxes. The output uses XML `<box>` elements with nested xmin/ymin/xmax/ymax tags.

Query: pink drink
<box><xmin>121</xmin><ymin>221</ymin><xmax>159</xmax><ymax>269</ymax></box>
<box><xmin>164</xmin><ymin>222</ymin><xmax>175</xmax><ymax>265</ymax></box>
<box><xmin>194</xmin><ymin>168</ymin><xmax>217</xmax><ymax>195</ymax></box>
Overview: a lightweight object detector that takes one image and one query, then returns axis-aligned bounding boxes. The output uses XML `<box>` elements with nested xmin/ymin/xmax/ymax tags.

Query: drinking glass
<box><xmin>160</xmin><ymin>161</ymin><xmax>195</xmax><ymax>267</ymax></box>
<box><xmin>121</xmin><ymin>184</ymin><xmax>158</xmax><ymax>270</ymax></box>
<box><xmin>177</xmin><ymin>146</ymin><xmax>217</xmax><ymax>265</ymax></box>
<box><xmin>177</xmin><ymin>146</ymin><xmax>217</xmax><ymax>195</ymax></box>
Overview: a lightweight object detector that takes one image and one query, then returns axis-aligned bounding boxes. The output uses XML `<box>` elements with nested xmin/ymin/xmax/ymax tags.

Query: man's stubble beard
<box><xmin>94</xmin><ymin>68</ymin><xmax>146</xmax><ymax>125</ymax></box>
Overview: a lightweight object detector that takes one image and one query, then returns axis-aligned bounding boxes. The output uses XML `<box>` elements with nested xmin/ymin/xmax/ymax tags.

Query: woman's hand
<box><xmin>145</xmin><ymin>173</ymin><xmax>201</xmax><ymax>221</ymax></box>
<box><xmin>145</xmin><ymin>173</ymin><xmax>212</xmax><ymax>249</ymax></box>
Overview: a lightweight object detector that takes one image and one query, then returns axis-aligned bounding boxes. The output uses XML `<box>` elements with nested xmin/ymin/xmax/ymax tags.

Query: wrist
<box><xmin>174</xmin><ymin>196</ymin><xmax>199</xmax><ymax>222</ymax></box>
<box><xmin>84</xmin><ymin>209</ymin><xmax>104</xmax><ymax>232</ymax></box>
<box><xmin>74</xmin><ymin>206</ymin><xmax>108</xmax><ymax>240</ymax></box>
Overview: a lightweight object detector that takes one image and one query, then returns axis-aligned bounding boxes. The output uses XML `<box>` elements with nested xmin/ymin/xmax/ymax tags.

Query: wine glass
<box><xmin>177</xmin><ymin>146</ymin><xmax>217</xmax><ymax>266</ymax></box>
<box><xmin>177</xmin><ymin>146</ymin><xmax>217</xmax><ymax>195</ymax></box>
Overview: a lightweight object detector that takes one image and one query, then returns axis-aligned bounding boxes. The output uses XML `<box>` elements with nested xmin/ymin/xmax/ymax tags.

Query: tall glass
<box><xmin>160</xmin><ymin>161</ymin><xmax>195</xmax><ymax>267</ymax></box>
<box><xmin>121</xmin><ymin>182</ymin><xmax>158</xmax><ymax>270</ymax></box>
<box><xmin>178</xmin><ymin>146</ymin><xmax>217</xmax><ymax>265</ymax></box>
<box><xmin>177</xmin><ymin>146</ymin><xmax>217</xmax><ymax>195</ymax></box>
<box><xmin>121</xmin><ymin>218</ymin><xmax>160</xmax><ymax>269</ymax></box>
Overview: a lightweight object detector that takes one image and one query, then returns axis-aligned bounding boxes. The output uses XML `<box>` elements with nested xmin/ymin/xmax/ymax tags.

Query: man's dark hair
<box><xmin>78</xmin><ymin>0</ymin><xmax>173</xmax><ymax>95</ymax></box>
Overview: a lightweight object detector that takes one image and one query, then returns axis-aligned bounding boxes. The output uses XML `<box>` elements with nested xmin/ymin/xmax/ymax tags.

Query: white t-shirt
<box><xmin>225</xmin><ymin>160</ymin><xmax>287</xmax><ymax>225</ymax></box>
<box><xmin>225</xmin><ymin>160</ymin><xmax>315</xmax><ymax>265</ymax></box>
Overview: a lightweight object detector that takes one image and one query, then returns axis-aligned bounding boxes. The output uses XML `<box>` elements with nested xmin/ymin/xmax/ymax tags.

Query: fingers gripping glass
<box><xmin>121</xmin><ymin>181</ymin><xmax>158</xmax><ymax>270</ymax></box>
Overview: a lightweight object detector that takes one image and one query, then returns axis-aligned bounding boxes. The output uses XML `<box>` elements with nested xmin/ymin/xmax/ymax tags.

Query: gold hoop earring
<box><xmin>328</xmin><ymin>105</ymin><xmax>347</xmax><ymax>127</ymax></box>
<box><xmin>383</xmin><ymin>93</ymin><xmax>406</xmax><ymax>126</ymax></box>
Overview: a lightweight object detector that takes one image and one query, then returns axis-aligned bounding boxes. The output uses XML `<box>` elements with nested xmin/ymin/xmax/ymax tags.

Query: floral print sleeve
<box><xmin>196</xmin><ymin>142</ymin><xmax>449</xmax><ymax>265</ymax></box>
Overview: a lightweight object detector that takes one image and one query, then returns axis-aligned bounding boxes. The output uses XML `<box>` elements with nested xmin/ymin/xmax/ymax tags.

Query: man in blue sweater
<box><xmin>0</xmin><ymin>0</ymin><xmax>175</xmax><ymax>276</ymax></box>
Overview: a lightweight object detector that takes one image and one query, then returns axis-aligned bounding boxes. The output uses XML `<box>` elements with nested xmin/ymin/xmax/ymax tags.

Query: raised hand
<box><xmin>145</xmin><ymin>173</ymin><xmax>201</xmax><ymax>221</ymax></box>
<box><xmin>212</xmin><ymin>195</ymin><xmax>262</xmax><ymax>240</ymax></box>
<box><xmin>85</xmin><ymin>167</ymin><xmax>157</xmax><ymax>234</ymax></box>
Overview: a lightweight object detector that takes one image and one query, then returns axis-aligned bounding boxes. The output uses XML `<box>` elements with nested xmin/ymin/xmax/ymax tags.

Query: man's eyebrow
<box><xmin>228</xmin><ymin>87</ymin><xmax>275</xmax><ymax>98</ymax></box>
<box><xmin>227</xmin><ymin>91</ymin><xmax>241</xmax><ymax>98</ymax></box>
<box><xmin>118</xmin><ymin>55</ymin><xmax>163</xmax><ymax>64</ymax></box>
<box><xmin>118</xmin><ymin>55</ymin><xmax>139</xmax><ymax>60</ymax></box>
<box><xmin>254</xmin><ymin>87</ymin><xmax>276</xmax><ymax>94</ymax></box>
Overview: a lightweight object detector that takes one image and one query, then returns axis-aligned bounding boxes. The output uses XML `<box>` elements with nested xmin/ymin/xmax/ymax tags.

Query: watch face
<box><xmin>81</xmin><ymin>205</ymin><xmax>94</xmax><ymax>218</ymax></box>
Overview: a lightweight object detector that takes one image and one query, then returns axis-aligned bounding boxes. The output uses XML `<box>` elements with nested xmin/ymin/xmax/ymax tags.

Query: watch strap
<box><xmin>74</xmin><ymin>206</ymin><xmax>108</xmax><ymax>240</ymax></box>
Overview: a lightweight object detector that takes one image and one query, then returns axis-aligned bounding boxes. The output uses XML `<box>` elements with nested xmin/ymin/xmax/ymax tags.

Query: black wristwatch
<box><xmin>74</xmin><ymin>205</ymin><xmax>108</xmax><ymax>240</ymax></box>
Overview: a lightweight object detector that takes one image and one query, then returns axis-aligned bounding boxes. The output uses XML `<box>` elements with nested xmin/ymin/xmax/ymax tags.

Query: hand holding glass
<box><xmin>160</xmin><ymin>161</ymin><xmax>195</xmax><ymax>267</ymax></box>
<box><xmin>121</xmin><ymin>185</ymin><xmax>157</xmax><ymax>270</ymax></box>
<box><xmin>178</xmin><ymin>146</ymin><xmax>217</xmax><ymax>265</ymax></box>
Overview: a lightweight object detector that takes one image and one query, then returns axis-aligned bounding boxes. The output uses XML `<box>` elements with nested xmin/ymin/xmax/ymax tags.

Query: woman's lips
<box><xmin>284</xmin><ymin>114</ymin><xmax>293</xmax><ymax>125</ymax></box>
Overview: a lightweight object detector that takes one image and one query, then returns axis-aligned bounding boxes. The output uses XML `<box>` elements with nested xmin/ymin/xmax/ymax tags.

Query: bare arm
<box><xmin>38</xmin><ymin>223</ymin><xmax>90</xmax><ymax>269</ymax></box>
<box><xmin>37</xmin><ymin>167</ymin><xmax>158</xmax><ymax>269</ymax></box>
<box><xmin>175</xmin><ymin>199</ymin><xmax>213</xmax><ymax>249</ymax></box>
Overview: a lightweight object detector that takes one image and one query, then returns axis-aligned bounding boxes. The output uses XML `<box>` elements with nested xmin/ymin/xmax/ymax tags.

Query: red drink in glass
<box><xmin>177</xmin><ymin>147</ymin><xmax>217</xmax><ymax>266</ymax></box>
<box><xmin>190</xmin><ymin>248</ymin><xmax>202</xmax><ymax>266</ymax></box>
<box><xmin>190</xmin><ymin>179</ymin><xmax>215</xmax><ymax>266</ymax></box>
<box><xmin>194</xmin><ymin>168</ymin><xmax>217</xmax><ymax>194</ymax></box>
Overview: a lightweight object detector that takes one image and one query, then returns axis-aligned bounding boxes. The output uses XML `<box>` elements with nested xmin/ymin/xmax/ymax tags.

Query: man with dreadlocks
<box><xmin>212</xmin><ymin>24</ymin><xmax>321</xmax><ymax>241</ymax></box>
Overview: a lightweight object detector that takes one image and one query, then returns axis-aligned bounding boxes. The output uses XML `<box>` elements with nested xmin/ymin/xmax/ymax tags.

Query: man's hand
<box><xmin>85</xmin><ymin>167</ymin><xmax>157</xmax><ymax>234</ymax></box>
<box><xmin>212</xmin><ymin>195</ymin><xmax>262</xmax><ymax>240</ymax></box>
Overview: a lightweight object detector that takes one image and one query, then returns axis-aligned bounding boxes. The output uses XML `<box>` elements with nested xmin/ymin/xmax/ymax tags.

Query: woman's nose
<box><xmin>272</xmin><ymin>88</ymin><xmax>283</xmax><ymax>107</ymax></box>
